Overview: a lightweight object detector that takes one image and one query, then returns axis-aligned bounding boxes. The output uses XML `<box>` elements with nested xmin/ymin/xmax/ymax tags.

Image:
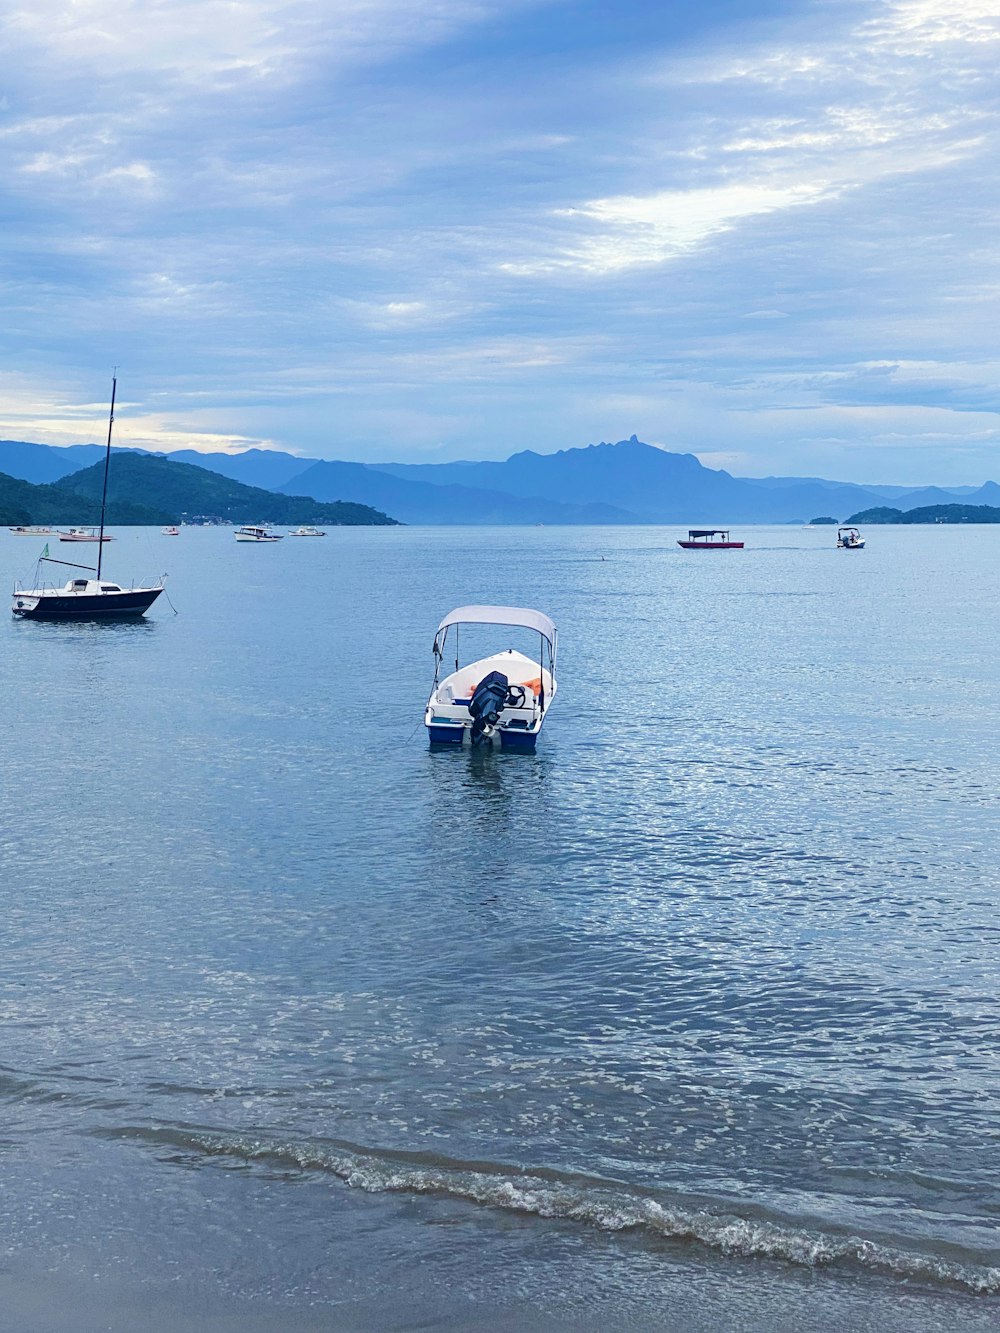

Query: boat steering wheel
<box><xmin>506</xmin><ymin>684</ymin><xmax>527</xmax><ymax>707</ymax></box>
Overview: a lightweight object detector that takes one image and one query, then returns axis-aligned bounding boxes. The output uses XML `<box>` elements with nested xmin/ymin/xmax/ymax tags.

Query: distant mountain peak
<box><xmin>3</xmin><ymin>434</ymin><xmax>996</xmax><ymax>526</ymax></box>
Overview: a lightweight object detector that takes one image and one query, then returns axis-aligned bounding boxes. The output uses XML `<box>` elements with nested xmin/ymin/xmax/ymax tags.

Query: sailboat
<box><xmin>11</xmin><ymin>377</ymin><xmax>165</xmax><ymax>620</ymax></box>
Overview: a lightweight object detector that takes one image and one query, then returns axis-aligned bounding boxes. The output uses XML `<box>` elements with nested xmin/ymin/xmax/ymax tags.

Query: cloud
<box><xmin>3</xmin><ymin>1</ymin><xmax>495</xmax><ymax>85</ymax></box>
<box><xmin>862</xmin><ymin>0</ymin><xmax>1000</xmax><ymax>53</ymax></box>
<box><xmin>0</xmin><ymin>0</ymin><xmax>998</xmax><ymax>481</ymax></box>
<box><xmin>500</xmin><ymin>0</ymin><xmax>998</xmax><ymax>279</ymax></box>
<box><xmin>504</xmin><ymin>181</ymin><xmax>838</xmax><ymax>275</ymax></box>
<box><xmin>0</xmin><ymin>370</ymin><xmax>275</xmax><ymax>453</ymax></box>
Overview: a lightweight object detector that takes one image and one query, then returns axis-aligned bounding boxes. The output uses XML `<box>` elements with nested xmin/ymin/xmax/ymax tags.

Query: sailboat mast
<box><xmin>96</xmin><ymin>374</ymin><xmax>116</xmax><ymax>580</ymax></box>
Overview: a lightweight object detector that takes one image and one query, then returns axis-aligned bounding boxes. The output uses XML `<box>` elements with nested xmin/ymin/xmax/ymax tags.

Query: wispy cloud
<box><xmin>0</xmin><ymin>0</ymin><xmax>998</xmax><ymax>480</ymax></box>
<box><xmin>504</xmin><ymin>181</ymin><xmax>839</xmax><ymax>275</ymax></box>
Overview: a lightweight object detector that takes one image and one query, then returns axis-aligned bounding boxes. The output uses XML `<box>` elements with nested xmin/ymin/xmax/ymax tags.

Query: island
<box><xmin>846</xmin><ymin>504</ymin><xmax>1000</xmax><ymax>524</ymax></box>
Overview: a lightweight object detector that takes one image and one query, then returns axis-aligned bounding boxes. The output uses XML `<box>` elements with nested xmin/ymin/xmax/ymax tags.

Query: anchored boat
<box><xmin>12</xmin><ymin>377</ymin><xmax>165</xmax><ymax>621</ymax></box>
<box><xmin>425</xmin><ymin>605</ymin><xmax>557</xmax><ymax>751</ymax></box>
<box><xmin>13</xmin><ymin>574</ymin><xmax>164</xmax><ymax>620</ymax></box>
<box><xmin>235</xmin><ymin>525</ymin><xmax>282</xmax><ymax>542</ymax></box>
<box><xmin>677</xmin><ymin>529</ymin><xmax>744</xmax><ymax>550</ymax></box>
<box><xmin>58</xmin><ymin>527</ymin><xmax>113</xmax><ymax>543</ymax></box>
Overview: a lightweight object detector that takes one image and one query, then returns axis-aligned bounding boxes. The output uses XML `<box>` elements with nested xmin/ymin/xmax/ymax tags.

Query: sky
<box><xmin>0</xmin><ymin>0</ymin><xmax>998</xmax><ymax>483</ymax></box>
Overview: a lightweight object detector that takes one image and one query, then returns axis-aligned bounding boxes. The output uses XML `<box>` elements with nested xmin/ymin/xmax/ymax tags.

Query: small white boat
<box><xmin>162</xmin><ymin>525</ymin><xmax>180</xmax><ymax>536</ymax></box>
<box><xmin>235</xmin><ymin>525</ymin><xmax>283</xmax><ymax>542</ymax></box>
<box><xmin>9</xmin><ymin>525</ymin><xmax>54</xmax><ymax>536</ymax></box>
<box><xmin>59</xmin><ymin>527</ymin><xmax>113</xmax><ymax>543</ymax></box>
<box><xmin>837</xmin><ymin>526</ymin><xmax>865</xmax><ymax>549</ymax></box>
<box><xmin>288</xmin><ymin>526</ymin><xmax>326</xmax><ymax>537</ymax></box>
<box><xmin>425</xmin><ymin>605</ymin><xmax>557</xmax><ymax>751</ymax></box>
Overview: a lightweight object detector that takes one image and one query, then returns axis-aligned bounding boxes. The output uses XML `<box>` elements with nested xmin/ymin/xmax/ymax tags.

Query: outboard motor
<box><xmin>467</xmin><ymin>671</ymin><xmax>511</xmax><ymax>745</ymax></box>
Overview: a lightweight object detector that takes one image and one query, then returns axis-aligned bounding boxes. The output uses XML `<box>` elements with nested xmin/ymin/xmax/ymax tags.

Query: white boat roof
<box><xmin>436</xmin><ymin>604</ymin><xmax>556</xmax><ymax>643</ymax></box>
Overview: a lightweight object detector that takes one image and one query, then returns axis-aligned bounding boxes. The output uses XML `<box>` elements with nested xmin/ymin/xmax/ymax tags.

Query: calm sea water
<box><xmin>1</xmin><ymin>523</ymin><xmax>998</xmax><ymax>1331</ymax></box>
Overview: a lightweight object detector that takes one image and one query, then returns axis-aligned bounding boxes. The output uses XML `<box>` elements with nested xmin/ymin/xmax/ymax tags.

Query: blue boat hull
<box><xmin>499</xmin><ymin>730</ymin><xmax>538</xmax><ymax>752</ymax></box>
<box><xmin>427</xmin><ymin>724</ymin><xmax>465</xmax><ymax>745</ymax></box>
<box><xmin>426</xmin><ymin>723</ymin><xmax>539</xmax><ymax>751</ymax></box>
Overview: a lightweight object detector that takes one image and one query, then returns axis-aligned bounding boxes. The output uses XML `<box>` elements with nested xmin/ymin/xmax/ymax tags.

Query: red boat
<box><xmin>677</xmin><ymin>528</ymin><xmax>744</xmax><ymax>550</ymax></box>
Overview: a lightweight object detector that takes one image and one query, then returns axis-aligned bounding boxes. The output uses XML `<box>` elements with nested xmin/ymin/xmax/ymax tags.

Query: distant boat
<box><xmin>9</xmin><ymin>525</ymin><xmax>54</xmax><ymax>536</ymax></box>
<box><xmin>58</xmin><ymin>527</ymin><xmax>114</xmax><ymax>543</ymax></box>
<box><xmin>162</xmin><ymin>525</ymin><xmax>180</xmax><ymax>536</ymax></box>
<box><xmin>837</xmin><ymin>526</ymin><xmax>865</xmax><ymax>549</ymax></box>
<box><xmin>12</xmin><ymin>377</ymin><xmax>165</xmax><ymax>621</ymax></box>
<box><xmin>425</xmin><ymin>605</ymin><xmax>557</xmax><ymax>751</ymax></box>
<box><xmin>235</xmin><ymin>525</ymin><xmax>282</xmax><ymax>542</ymax></box>
<box><xmin>288</xmin><ymin>525</ymin><xmax>326</xmax><ymax>536</ymax></box>
<box><xmin>677</xmin><ymin>529</ymin><xmax>744</xmax><ymax>550</ymax></box>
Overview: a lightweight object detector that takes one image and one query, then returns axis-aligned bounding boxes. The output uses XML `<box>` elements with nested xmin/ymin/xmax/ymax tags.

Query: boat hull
<box><xmin>427</xmin><ymin>723</ymin><xmax>466</xmax><ymax>745</ymax></box>
<box><xmin>677</xmin><ymin>540</ymin><xmax>744</xmax><ymax>549</ymax></box>
<box><xmin>12</xmin><ymin>588</ymin><xmax>163</xmax><ymax>620</ymax></box>
<box><xmin>426</xmin><ymin>722</ymin><xmax>540</xmax><ymax>751</ymax></box>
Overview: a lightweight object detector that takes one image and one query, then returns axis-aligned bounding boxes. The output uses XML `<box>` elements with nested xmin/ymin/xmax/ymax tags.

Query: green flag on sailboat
<box><xmin>41</xmin><ymin>543</ymin><xmax>49</xmax><ymax>558</ymax></box>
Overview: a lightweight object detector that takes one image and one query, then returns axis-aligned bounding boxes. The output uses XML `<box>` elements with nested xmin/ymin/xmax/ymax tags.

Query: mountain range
<box><xmin>3</xmin><ymin>434</ymin><xmax>999</xmax><ymax>525</ymax></box>
<box><xmin>0</xmin><ymin>455</ymin><xmax>396</xmax><ymax>527</ymax></box>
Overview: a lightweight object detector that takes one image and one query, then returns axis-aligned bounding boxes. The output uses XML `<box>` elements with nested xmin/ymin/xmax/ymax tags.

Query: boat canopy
<box><xmin>435</xmin><ymin>604</ymin><xmax>556</xmax><ymax>647</ymax></box>
<box><xmin>688</xmin><ymin>529</ymin><xmax>728</xmax><ymax>538</ymax></box>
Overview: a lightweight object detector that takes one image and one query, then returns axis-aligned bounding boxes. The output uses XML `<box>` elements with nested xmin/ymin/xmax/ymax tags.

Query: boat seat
<box><xmin>439</xmin><ymin>676</ymin><xmax>544</xmax><ymax>706</ymax></box>
<box><xmin>438</xmin><ymin>685</ymin><xmax>474</xmax><ymax>704</ymax></box>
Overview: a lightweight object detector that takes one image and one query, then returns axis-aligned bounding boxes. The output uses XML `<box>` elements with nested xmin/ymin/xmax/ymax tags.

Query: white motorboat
<box><xmin>425</xmin><ymin>605</ymin><xmax>557</xmax><ymax>751</ymax></box>
<box><xmin>235</xmin><ymin>525</ymin><xmax>283</xmax><ymax>542</ymax></box>
<box><xmin>837</xmin><ymin>526</ymin><xmax>865</xmax><ymax>549</ymax></box>
<box><xmin>288</xmin><ymin>526</ymin><xmax>326</xmax><ymax>536</ymax></box>
<box><xmin>58</xmin><ymin>526</ymin><xmax>113</xmax><ymax>542</ymax></box>
<box><xmin>162</xmin><ymin>525</ymin><xmax>180</xmax><ymax>536</ymax></box>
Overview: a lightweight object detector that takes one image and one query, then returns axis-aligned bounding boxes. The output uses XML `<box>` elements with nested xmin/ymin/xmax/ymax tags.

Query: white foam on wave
<box><xmin>121</xmin><ymin>1124</ymin><xmax>1000</xmax><ymax>1296</ymax></box>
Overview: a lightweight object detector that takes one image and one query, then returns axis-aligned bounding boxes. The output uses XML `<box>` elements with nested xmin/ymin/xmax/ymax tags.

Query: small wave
<box><xmin>98</xmin><ymin>1123</ymin><xmax>1000</xmax><ymax>1296</ymax></box>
